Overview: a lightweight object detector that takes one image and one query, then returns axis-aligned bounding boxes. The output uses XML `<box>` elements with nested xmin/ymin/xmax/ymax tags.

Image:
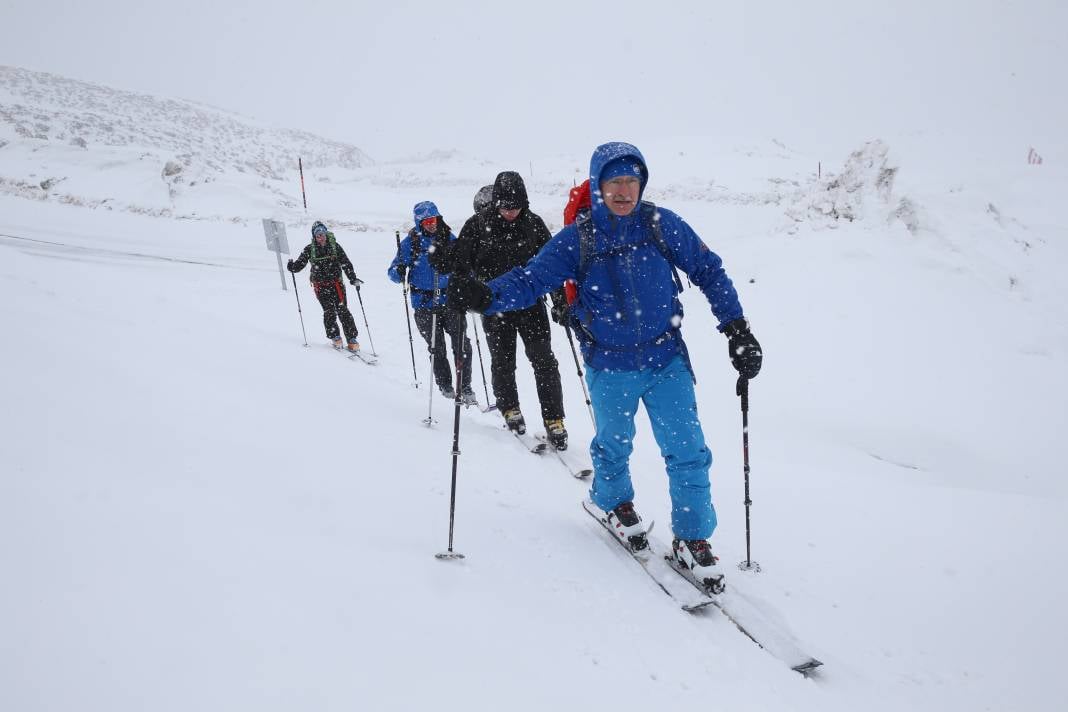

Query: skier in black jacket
<box><xmin>288</xmin><ymin>221</ymin><xmax>363</xmax><ymax>351</ymax></box>
<box><xmin>431</xmin><ymin>172</ymin><xmax>568</xmax><ymax>449</ymax></box>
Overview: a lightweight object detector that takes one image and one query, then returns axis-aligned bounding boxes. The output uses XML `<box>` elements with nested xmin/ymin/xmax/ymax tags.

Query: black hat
<box><xmin>492</xmin><ymin>171</ymin><xmax>528</xmax><ymax>211</ymax></box>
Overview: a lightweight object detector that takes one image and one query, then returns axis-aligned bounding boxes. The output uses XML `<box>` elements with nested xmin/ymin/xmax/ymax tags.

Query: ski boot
<box><xmin>331</xmin><ymin>337</ymin><xmax>344</xmax><ymax>349</ymax></box>
<box><xmin>460</xmin><ymin>388</ymin><xmax>478</xmax><ymax>407</ymax></box>
<box><xmin>607</xmin><ymin>501</ymin><xmax>647</xmax><ymax>551</ymax></box>
<box><xmin>672</xmin><ymin>538</ymin><xmax>726</xmax><ymax>594</ymax></box>
<box><xmin>440</xmin><ymin>385</ymin><xmax>456</xmax><ymax>400</ymax></box>
<box><xmin>544</xmin><ymin>418</ymin><xmax>568</xmax><ymax>451</ymax></box>
<box><xmin>503</xmin><ymin>408</ymin><xmax>526</xmax><ymax>435</ymax></box>
<box><xmin>347</xmin><ymin>339</ymin><xmax>361</xmax><ymax>353</ymax></box>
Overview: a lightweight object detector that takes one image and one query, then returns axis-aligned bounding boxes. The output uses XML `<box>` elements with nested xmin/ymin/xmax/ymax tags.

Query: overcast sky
<box><xmin>2</xmin><ymin>1</ymin><xmax>1065</xmax><ymax>162</ymax></box>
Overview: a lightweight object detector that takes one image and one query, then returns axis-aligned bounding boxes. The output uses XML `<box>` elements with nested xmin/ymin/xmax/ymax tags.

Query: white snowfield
<box><xmin>2</xmin><ymin>65</ymin><xmax>1067</xmax><ymax>712</ymax></box>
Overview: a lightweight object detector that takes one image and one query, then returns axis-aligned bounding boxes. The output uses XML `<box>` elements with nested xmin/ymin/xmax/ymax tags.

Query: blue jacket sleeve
<box><xmin>657</xmin><ymin>209</ymin><xmax>744</xmax><ymax>329</ymax></box>
<box><xmin>387</xmin><ymin>235</ymin><xmax>411</xmax><ymax>284</ymax></box>
<box><xmin>484</xmin><ymin>227</ymin><xmax>580</xmax><ymax>315</ymax></box>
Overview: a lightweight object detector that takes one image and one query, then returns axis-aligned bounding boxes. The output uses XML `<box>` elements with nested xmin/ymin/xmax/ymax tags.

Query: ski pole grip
<box><xmin>736</xmin><ymin>376</ymin><xmax>749</xmax><ymax>411</ymax></box>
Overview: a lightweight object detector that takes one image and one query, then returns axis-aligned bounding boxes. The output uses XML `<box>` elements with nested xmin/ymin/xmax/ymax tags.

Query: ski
<box><xmin>347</xmin><ymin>350</ymin><xmax>378</xmax><ymax>365</ymax></box>
<box><xmin>511</xmin><ymin>428</ymin><xmax>548</xmax><ymax>455</ymax></box>
<box><xmin>684</xmin><ymin>564</ymin><xmax>824</xmax><ymax>676</ymax></box>
<box><xmin>582</xmin><ymin>500</ymin><xmax>709</xmax><ymax>610</ymax></box>
<box><xmin>583</xmin><ymin>500</ymin><xmax>823</xmax><ymax>676</ymax></box>
<box><xmin>534</xmin><ymin>433</ymin><xmax>592</xmax><ymax>479</ymax></box>
<box><xmin>329</xmin><ymin>343</ymin><xmax>377</xmax><ymax>365</ymax></box>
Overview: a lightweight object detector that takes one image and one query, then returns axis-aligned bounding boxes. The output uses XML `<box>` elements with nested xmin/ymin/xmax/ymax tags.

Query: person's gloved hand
<box><xmin>395</xmin><ymin>264</ymin><xmax>407</xmax><ymax>282</ymax></box>
<box><xmin>723</xmin><ymin>318</ymin><xmax>763</xmax><ymax>379</ymax></box>
<box><xmin>350</xmin><ymin>277</ymin><xmax>364</xmax><ymax>288</ymax></box>
<box><xmin>427</xmin><ymin>236</ymin><xmax>451</xmax><ymax>272</ymax></box>
<box><xmin>447</xmin><ymin>274</ymin><xmax>493</xmax><ymax>313</ymax></box>
<box><xmin>550</xmin><ymin>302</ymin><xmax>569</xmax><ymax>325</ymax></box>
<box><xmin>286</xmin><ymin>259</ymin><xmax>297</xmax><ymax>273</ymax></box>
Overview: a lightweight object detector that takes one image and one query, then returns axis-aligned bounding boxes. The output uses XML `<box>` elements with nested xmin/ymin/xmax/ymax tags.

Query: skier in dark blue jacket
<box><xmin>446</xmin><ymin>142</ymin><xmax>763</xmax><ymax>589</ymax></box>
<box><xmin>389</xmin><ymin>201</ymin><xmax>475</xmax><ymax>403</ymax></box>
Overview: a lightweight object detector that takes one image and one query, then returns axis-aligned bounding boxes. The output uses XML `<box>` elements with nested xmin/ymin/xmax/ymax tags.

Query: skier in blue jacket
<box><xmin>446</xmin><ymin>142</ymin><xmax>763</xmax><ymax>589</ymax></box>
<box><xmin>389</xmin><ymin>201</ymin><xmax>475</xmax><ymax>403</ymax></box>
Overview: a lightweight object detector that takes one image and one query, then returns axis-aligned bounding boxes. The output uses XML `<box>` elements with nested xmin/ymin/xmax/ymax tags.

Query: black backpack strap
<box><xmin>641</xmin><ymin>201</ymin><xmax>684</xmax><ymax>294</ymax></box>
<box><xmin>577</xmin><ymin>204</ymin><xmax>684</xmax><ymax>294</ymax></box>
<box><xmin>409</xmin><ymin>228</ymin><xmax>421</xmax><ymax>265</ymax></box>
<box><xmin>575</xmin><ymin>211</ymin><xmax>596</xmax><ymax>283</ymax></box>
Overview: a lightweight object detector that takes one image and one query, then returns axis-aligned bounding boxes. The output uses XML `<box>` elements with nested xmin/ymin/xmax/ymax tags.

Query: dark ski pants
<box><xmin>414</xmin><ymin>307</ymin><xmax>473</xmax><ymax>392</ymax></box>
<box><xmin>313</xmin><ymin>280</ymin><xmax>359</xmax><ymax>343</ymax></box>
<box><xmin>482</xmin><ymin>303</ymin><xmax>564</xmax><ymax>422</ymax></box>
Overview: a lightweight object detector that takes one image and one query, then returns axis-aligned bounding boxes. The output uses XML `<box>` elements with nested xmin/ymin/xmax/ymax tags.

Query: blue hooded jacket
<box><xmin>483</xmin><ymin>142</ymin><xmax>744</xmax><ymax>371</ymax></box>
<box><xmin>388</xmin><ymin>201</ymin><xmax>454</xmax><ymax>309</ymax></box>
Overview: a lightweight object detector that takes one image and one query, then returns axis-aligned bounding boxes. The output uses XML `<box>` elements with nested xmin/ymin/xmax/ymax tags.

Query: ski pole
<box><xmin>396</xmin><ymin>231</ymin><xmax>419</xmax><ymax>387</ymax></box>
<box><xmin>352</xmin><ymin>280</ymin><xmax>377</xmax><ymax>356</ymax></box>
<box><xmin>291</xmin><ymin>271</ymin><xmax>308</xmax><ymax>347</ymax></box>
<box><xmin>435</xmin><ymin>309</ymin><xmax>468</xmax><ymax>561</ymax></box>
<box><xmin>469</xmin><ymin>313</ymin><xmax>495</xmax><ymax>412</ymax></box>
<box><xmin>737</xmin><ymin>376</ymin><xmax>760</xmax><ymax>572</ymax></box>
<box><xmin>298</xmin><ymin>157</ymin><xmax>308</xmax><ymax>214</ymax></box>
<box><xmin>562</xmin><ymin>322</ymin><xmax>595</xmax><ymax>427</ymax></box>
<box><xmin>423</xmin><ymin>270</ymin><xmax>441</xmax><ymax>427</ymax></box>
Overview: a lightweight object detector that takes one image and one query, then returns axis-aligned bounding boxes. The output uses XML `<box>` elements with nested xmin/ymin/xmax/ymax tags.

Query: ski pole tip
<box><xmin>435</xmin><ymin>551</ymin><xmax>466</xmax><ymax>561</ymax></box>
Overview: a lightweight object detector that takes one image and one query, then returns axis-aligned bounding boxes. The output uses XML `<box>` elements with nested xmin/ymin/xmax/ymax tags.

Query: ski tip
<box><xmin>682</xmin><ymin>600</ymin><xmax>717</xmax><ymax>613</ymax></box>
<box><xmin>792</xmin><ymin>659</ymin><xmax>823</xmax><ymax>676</ymax></box>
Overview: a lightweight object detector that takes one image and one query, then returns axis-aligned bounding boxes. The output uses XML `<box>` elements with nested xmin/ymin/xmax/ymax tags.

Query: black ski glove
<box><xmin>723</xmin><ymin>318</ymin><xmax>763</xmax><ymax>379</ymax></box>
<box><xmin>286</xmin><ymin>259</ymin><xmax>297</xmax><ymax>272</ymax></box>
<box><xmin>447</xmin><ymin>274</ymin><xmax>493</xmax><ymax>313</ymax></box>
<box><xmin>395</xmin><ymin>264</ymin><xmax>407</xmax><ymax>281</ymax></box>
<box><xmin>350</xmin><ymin>276</ymin><xmax>364</xmax><ymax>288</ymax></box>
<box><xmin>427</xmin><ymin>236</ymin><xmax>451</xmax><ymax>273</ymax></box>
<box><xmin>550</xmin><ymin>302</ymin><xmax>569</xmax><ymax>325</ymax></box>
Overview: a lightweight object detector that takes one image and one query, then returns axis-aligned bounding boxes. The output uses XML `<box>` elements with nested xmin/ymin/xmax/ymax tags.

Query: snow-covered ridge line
<box><xmin>2</xmin><ymin>65</ymin><xmax>1019</xmax><ymax>251</ymax></box>
<box><xmin>0</xmin><ymin>65</ymin><xmax>373</xmax><ymax>177</ymax></box>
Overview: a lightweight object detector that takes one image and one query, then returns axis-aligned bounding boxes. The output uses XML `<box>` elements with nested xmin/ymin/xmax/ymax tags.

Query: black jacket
<box><xmin>452</xmin><ymin>208</ymin><xmax>552</xmax><ymax>282</ymax></box>
<box><xmin>290</xmin><ymin>235</ymin><xmax>358</xmax><ymax>283</ymax></box>
<box><xmin>429</xmin><ymin>171</ymin><xmax>563</xmax><ymax>308</ymax></box>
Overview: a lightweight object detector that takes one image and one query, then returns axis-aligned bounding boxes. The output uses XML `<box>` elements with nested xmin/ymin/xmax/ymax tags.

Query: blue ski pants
<box><xmin>585</xmin><ymin>355</ymin><xmax>716</xmax><ymax>540</ymax></box>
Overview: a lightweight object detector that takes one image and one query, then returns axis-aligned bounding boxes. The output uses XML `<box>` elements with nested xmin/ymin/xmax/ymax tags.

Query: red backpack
<box><xmin>563</xmin><ymin>179</ymin><xmax>591</xmax><ymax>227</ymax></box>
<box><xmin>562</xmin><ymin>179</ymin><xmax>591</xmax><ymax>304</ymax></box>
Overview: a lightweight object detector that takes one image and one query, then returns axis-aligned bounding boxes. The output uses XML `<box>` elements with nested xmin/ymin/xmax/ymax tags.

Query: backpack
<box><xmin>310</xmin><ymin>233</ymin><xmax>339</xmax><ymax>262</ymax></box>
<box><xmin>564</xmin><ymin>179</ymin><xmax>592</xmax><ymax>226</ymax></box>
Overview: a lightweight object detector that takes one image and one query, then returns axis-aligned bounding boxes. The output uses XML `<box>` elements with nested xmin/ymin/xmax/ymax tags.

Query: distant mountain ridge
<box><xmin>0</xmin><ymin>65</ymin><xmax>373</xmax><ymax>178</ymax></box>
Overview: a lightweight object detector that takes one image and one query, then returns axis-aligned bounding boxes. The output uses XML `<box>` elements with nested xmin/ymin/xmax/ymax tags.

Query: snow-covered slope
<box><xmin>0</xmin><ymin>65</ymin><xmax>373</xmax><ymax>219</ymax></box>
<box><xmin>2</xmin><ymin>64</ymin><xmax>1067</xmax><ymax>712</ymax></box>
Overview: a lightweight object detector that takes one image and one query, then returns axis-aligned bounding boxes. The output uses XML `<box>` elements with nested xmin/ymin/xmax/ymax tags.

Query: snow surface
<box><xmin>3</xmin><ymin>30</ymin><xmax>1068</xmax><ymax>712</ymax></box>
